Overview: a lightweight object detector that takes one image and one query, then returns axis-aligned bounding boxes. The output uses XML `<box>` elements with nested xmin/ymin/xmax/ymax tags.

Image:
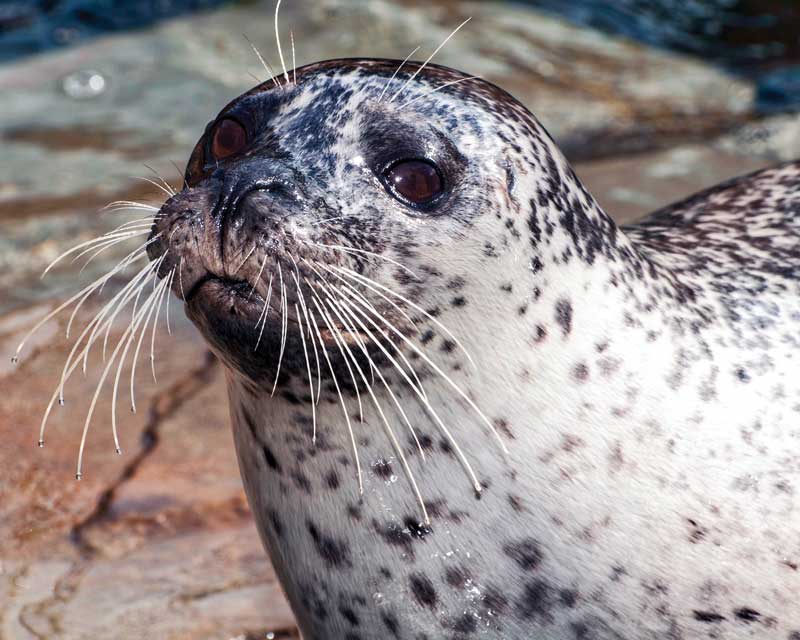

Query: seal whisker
<box><xmin>377</xmin><ymin>46</ymin><xmax>420</xmax><ymax>103</ymax></box>
<box><xmin>233</xmin><ymin>244</ymin><xmax>257</xmax><ymax>275</ymax></box>
<box><xmin>388</xmin><ymin>17</ymin><xmax>471</xmax><ymax>103</ymax></box>
<box><xmin>333</xmin><ymin>281</ymin><xmax>427</xmax><ymax>400</ymax></box>
<box><xmin>149</xmin><ymin>265</ymin><xmax>174</xmax><ymax>382</ymax></box>
<box><xmin>273</xmin><ymin>0</ymin><xmax>291</xmax><ymax>86</ymax></box>
<box><xmin>270</xmin><ymin>263</ymin><xmax>288</xmax><ymax>396</ymax></box>
<box><xmin>66</xmin><ymin>238</ymin><xmax>159</xmax><ymax>340</ymax></box>
<box><xmin>102</xmin><ymin>200</ymin><xmax>160</xmax><ymax>213</ymax></box>
<box><xmin>308</xmin><ymin>258</ymin><xmax>419</xmax><ymax>333</ymax></box>
<box><xmin>14</xmin><ymin>242</ymin><xmax>153</xmax><ymax>363</ymax></box>
<box><xmin>130</xmin><ymin>269</ymin><xmax>174</xmax><ymax>413</ymax></box>
<box><xmin>78</xmin><ymin>272</ymin><xmax>168</xmax><ymax>475</ymax></box>
<box><xmin>243</xmin><ymin>34</ymin><xmax>281</xmax><ymax>89</ymax></box>
<box><xmin>303</xmin><ymin>264</ymin><xmax>427</xmax><ymax>401</ymax></box>
<box><xmin>254</xmin><ymin>273</ymin><xmax>274</xmax><ymax>352</ymax></box>
<box><xmin>309</xmin><ymin>303</ymin><xmax>363</xmax><ymax>495</ymax></box>
<box><xmin>335</xmin><ymin>290</ymin><xmax>487</xmax><ymax>490</ymax></box>
<box><xmin>112</xmin><ymin>270</ymin><xmax>170</xmax><ymax>449</ymax></box>
<box><xmin>319</xmin><ymin>298</ymin><xmax>430</xmax><ymax>524</ymax></box>
<box><xmin>143</xmin><ymin>164</ymin><xmax>177</xmax><ymax>196</ymax></box>
<box><xmin>59</xmin><ymin>256</ymin><xmax>161</xmax><ymax>407</ymax></box>
<box><xmin>290</xmin><ymin>30</ymin><xmax>296</xmax><ymax>86</ymax></box>
<box><xmin>43</xmin><ymin>227</ymin><xmax>150</xmax><ymax>278</ymax></box>
<box><xmin>294</xmin><ymin>303</ymin><xmax>317</xmax><ymax>443</ymax></box>
<box><xmin>329</xmin><ymin>264</ymin><xmax>476</xmax><ymax>369</ymax></box>
<box><xmin>337</xmin><ymin>278</ymin><xmax>508</xmax><ymax>459</ymax></box>
<box><xmin>38</xmin><ymin>260</ymin><xmax>157</xmax><ymax>447</ymax></box>
<box><xmin>312</xmin><ymin>242</ymin><xmax>418</xmax><ymax>279</ymax></box>
<box><xmin>248</xmin><ymin>241</ymin><xmax>269</xmax><ymax>300</ymax></box>
<box><xmin>305</xmin><ymin>259</ymin><xmax>425</xmax><ymax>397</ymax></box>
<box><xmin>330</xmin><ymin>296</ymin><xmax>428</xmax><ymax>462</ymax></box>
<box><xmin>398</xmin><ymin>76</ymin><xmax>480</xmax><ymax>110</ymax></box>
<box><xmin>290</xmin><ymin>254</ymin><xmax>322</xmax><ymax>404</ymax></box>
<box><xmin>75</xmin><ymin>230</ymin><xmax>152</xmax><ymax>275</ymax></box>
<box><xmin>133</xmin><ymin>176</ymin><xmax>177</xmax><ymax>199</ymax></box>
<box><xmin>310</xmin><ymin>295</ymin><xmax>364</xmax><ymax>422</ymax></box>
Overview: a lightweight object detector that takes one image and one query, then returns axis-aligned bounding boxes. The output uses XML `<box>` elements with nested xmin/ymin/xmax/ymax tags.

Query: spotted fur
<box><xmin>149</xmin><ymin>59</ymin><xmax>800</xmax><ymax>639</ymax></box>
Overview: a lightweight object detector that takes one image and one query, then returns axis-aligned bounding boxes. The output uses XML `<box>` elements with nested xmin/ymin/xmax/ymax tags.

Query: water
<box><xmin>0</xmin><ymin>0</ymin><xmax>798</xmax><ymax>113</ymax></box>
<box><xmin>0</xmin><ymin>0</ymin><xmax>234</xmax><ymax>61</ymax></box>
<box><xmin>523</xmin><ymin>0</ymin><xmax>800</xmax><ymax>112</ymax></box>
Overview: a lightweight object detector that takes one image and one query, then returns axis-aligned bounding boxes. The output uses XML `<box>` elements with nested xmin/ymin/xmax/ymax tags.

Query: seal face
<box><xmin>149</xmin><ymin>59</ymin><xmax>800</xmax><ymax>639</ymax></box>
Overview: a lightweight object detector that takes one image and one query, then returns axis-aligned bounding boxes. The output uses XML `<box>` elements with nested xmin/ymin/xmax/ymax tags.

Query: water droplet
<box><xmin>115</xmin><ymin>447</ymin><xmax>122</xmax><ymax>455</ymax></box>
<box><xmin>75</xmin><ymin>473</ymin><xmax>82</xmax><ymax>481</ymax></box>
<box><xmin>265</xmin><ymin>633</ymin><xmax>275</xmax><ymax>640</ymax></box>
<box><xmin>130</xmin><ymin>405</ymin><xmax>136</xmax><ymax>414</ymax></box>
<box><xmin>62</xmin><ymin>69</ymin><xmax>107</xmax><ymax>100</ymax></box>
<box><xmin>58</xmin><ymin>397</ymin><xmax>65</xmax><ymax>406</ymax></box>
<box><xmin>389</xmin><ymin>474</ymin><xmax>398</xmax><ymax>483</ymax></box>
<box><xmin>37</xmin><ymin>439</ymin><xmax>44</xmax><ymax>448</ymax></box>
<box><xmin>10</xmin><ymin>355</ymin><xmax>18</xmax><ymax>364</ymax></box>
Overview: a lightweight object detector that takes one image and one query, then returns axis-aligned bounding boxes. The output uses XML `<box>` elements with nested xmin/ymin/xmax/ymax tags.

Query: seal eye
<box><xmin>384</xmin><ymin>159</ymin><xmax>444</xmax><ymax>206</ymax></box>
<box><xmin>211</xmin><ymin>118</ymin><xmax>247</xmax><ymax>160</ymax></box>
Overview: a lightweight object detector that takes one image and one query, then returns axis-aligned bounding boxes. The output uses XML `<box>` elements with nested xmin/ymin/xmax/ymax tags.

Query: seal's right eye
<box><xmin>210</xmin><ymin>118</ymin><xmax>247</xmax><ymax>161</ymax></box>
<box><xmin>383</xmin><ymin>159</ymin><xmax>444</xmax><ymax>208</ymax></box>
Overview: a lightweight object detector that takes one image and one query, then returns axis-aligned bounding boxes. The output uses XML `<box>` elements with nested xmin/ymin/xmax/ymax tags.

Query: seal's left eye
<box><xmin>211</xmin><ymin>118</ymin><xmax>247</xmax><ymax>160</ymax></box>
<box><xmin>384</xmin><ymin>159</ymin><xmax>444</xmax><ymax>207</ymax></box>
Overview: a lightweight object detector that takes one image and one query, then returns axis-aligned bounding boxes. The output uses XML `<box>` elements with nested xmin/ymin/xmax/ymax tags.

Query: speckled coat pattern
<box><xmin>149</xmin><ymin>59</ymin><xmax>800</xmax><ymax>639</ymax></box>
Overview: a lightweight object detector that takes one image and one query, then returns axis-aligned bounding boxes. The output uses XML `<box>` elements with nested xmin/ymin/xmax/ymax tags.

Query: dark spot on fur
<box><xmin>734</xmin><ymin>607</ymin><xmax>761</xmax><ymax>623</ymax></box>
<box><xmin>261</xmin><ymin>445</ymin><xmax>282</xmax><ymax>472</ymax></box>
<box><xmin>504</xmin><ymin>538</ymin><xmax>543</xmax><ymax>571</ymax></box>
<box><xmin>694</xmin><ymin>610</ymin><xmax>726</xmax><ymax>623</ymax></box>
<box><xmin>445</xmin><ymin>565</ymin><xmax>472</xmax><ymax>589</ymax></box>
<box><xmin>482</xmin><ymin>584</ymin><xmax>509</xmax><ymax>615</ymax></box>
<box><xmin>290</xmin><ymin>469</ymin><xmax>312</xmax><ymax>493</ymax></box>
<box><xmin>516</xmin><ymin>579</ymin><xmax>554</xmax><ymax>620</ymax></box>
<box><xmin>573</xmin><ymin>363</ymin><xmax>589</xmax><ymax>381</ymax></box>
<box><xmin>409</xmin><ymin>573</ymin><xmax>438</xmax><ymax>609</ymax></box>
<box><xmin>325</xmin><ymin>469</ymin><xmax>341</xmax><ymax>489</ymax></box>
<box><xmin>339</xmin><ymin>604</ymin><xmax>359</xmax><ymax>627</ymax></box>
<box><xmin>451</xmin><ymin>296</ymin><xmax>467</xmax><ymax>307</ymax></box>
<box><xmin>451</xmin><ymin>613</ymin><xmax>478</xmax><ymax>634</ymax></box>
<box><xmin>559</xmin><ymin>589</ymin><xmax>579</xmax><ymax>607</ymax></box>
<box><xmin>404</xmin><ymin>516</ymin><xmax>433</xmax><ymax>540</ymax></box>
<box><xmin>555</xmin><ymin>299</ymin><xmax>573</xmax><ymax>337</ymax></box>
<box><xmin>382</xmin><ymin>611</ymin><xmax>400</xmax><ymax>637</ymax></box>
<box><xmin>307</xmin><ymin>521</ymin><xmax>351</xmax><ymax>567</ymax></box>
<box><xmin>372</xmin><ymin>458</ymin><xmax>393</xmax><ymax>479</ymax></box>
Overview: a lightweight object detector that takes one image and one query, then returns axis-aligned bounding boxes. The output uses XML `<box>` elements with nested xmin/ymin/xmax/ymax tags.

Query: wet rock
<box><xmin>0</xmin><ymin>0</ymin><xmax>753</xmax><ymax>223</ymax></box>
<box><xmin>0</xmin><ymin>2</ymin><xmax>784</xmax><ymax>638</ymax></box>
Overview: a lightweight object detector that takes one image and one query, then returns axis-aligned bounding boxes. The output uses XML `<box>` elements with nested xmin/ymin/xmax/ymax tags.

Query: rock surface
<box><xmin>0</xmin><ymin>0</ymin><xmax>794</xmax><ymax>637</ymax></box>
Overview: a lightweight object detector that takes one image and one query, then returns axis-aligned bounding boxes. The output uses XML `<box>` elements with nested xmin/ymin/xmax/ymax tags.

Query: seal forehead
<box><xmin>226</xmin><ymin>58</ymin><xmax>531</xmax><ymax>143</ymax></box>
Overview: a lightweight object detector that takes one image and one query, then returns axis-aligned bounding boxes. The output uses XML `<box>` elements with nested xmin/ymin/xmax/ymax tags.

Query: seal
<box><xmin>28</xmin><ymin>51</ymin><xmax>800</xmax><ymax>638</ymax></box>
<box><xmin>141</xmin><ymin>54</ymin><xmax>800</xmax><ymax>638</ymax></box>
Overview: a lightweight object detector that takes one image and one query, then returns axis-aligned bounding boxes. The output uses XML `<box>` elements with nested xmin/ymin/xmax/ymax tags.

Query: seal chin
<box><xmin>185</xmin><ymin>274</ymin><xmax>264</xmax><ymax>317</ymax></box>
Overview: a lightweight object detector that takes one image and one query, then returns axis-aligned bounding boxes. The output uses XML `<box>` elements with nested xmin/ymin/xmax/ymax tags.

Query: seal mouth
<box><xmin>186</xmin><ymin>271</ymin><xmax>369</xmax><ymax>347</ymax></box>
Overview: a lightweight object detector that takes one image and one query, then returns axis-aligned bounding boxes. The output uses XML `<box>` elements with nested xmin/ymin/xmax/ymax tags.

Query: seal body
<box><xmin>149</xmin><ymin>59</ymin><xmax>800</xmax><ymax>638</ymax></box>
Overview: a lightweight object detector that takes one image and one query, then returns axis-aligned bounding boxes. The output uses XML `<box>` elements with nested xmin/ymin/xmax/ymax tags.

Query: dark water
<box><xmin>523</xmin><ymin>0</ymin><xmax>800</xmax><ymax>112</ymax></box>
<box><xmin>0</xmin><ymin>0</ymin><xmax>233</xmax><ymax>61</ymax></box>
<box><xmin>1</xmin><ymin>0</ymin><xmax>798</xmax><ymax>112</ymax></box>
